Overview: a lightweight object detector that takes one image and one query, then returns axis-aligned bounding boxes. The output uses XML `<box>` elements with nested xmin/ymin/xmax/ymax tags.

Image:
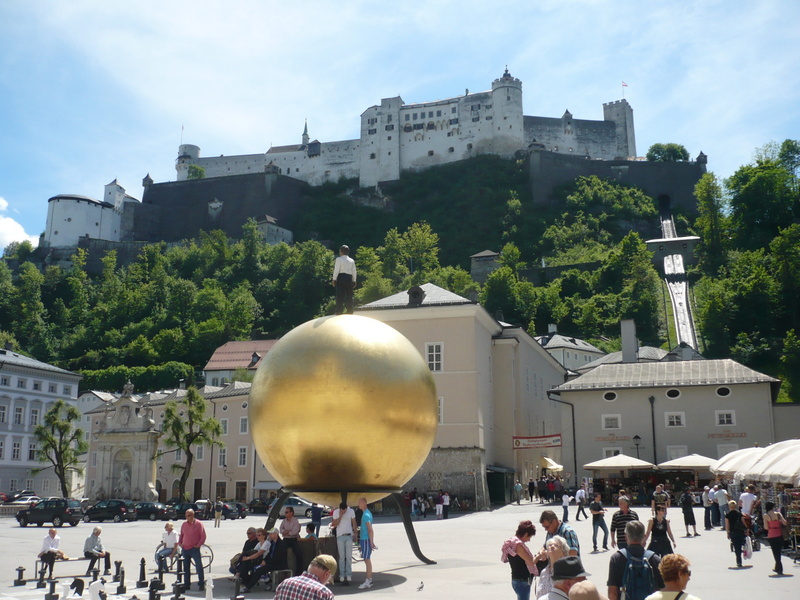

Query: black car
<box><xmin>172</xmin><ymin>502</ymin><xmax>204</xmax><ymax>519</ymax></box>
<box><xmin>248</xmin><ymin>498</ymin><xmax>269</xmax><ymax>514</ymax></box>
<box><xmin>17</xmin><ymin>498</ymin><xmax>84</xmax><ymax>527</ymax></box>
<box><xmin>135</xmin><ymin>502</ymin><xmax>175</xmax><ymax>521</ymax></box>
<box><xmin>83</xmin><ymin>499</ymin><xmax>137</xmax><ymax>522</ymax></box>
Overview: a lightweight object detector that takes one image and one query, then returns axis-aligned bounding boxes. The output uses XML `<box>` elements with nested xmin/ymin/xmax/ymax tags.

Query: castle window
<box><xmin>467</xmin><ymin>143</ymin><xmax>473</xmax><ymax>150</ymax></box>
<box><xmin>368</xmin><ymin>128</ymin><xmax>377</xmax><ymax>135</ymax></box>
<box><xmin>472</xmin><ymin>117</ymin><xmax>479</xmax><ymax>122</ymax></box>
<box><xmin>428</xmin><ymin>150</ymin><xmax>434</xmax><ymax>156</ymax></box>
<box><xmin>449</xmin><ymin>118</ymin><xmax>459</xmax><ymax>125</ymax></box>
<box><xmin>436</xmin><ymin>110</ymin><xmax>442</xmax><ymax>117</ymax></box>
<box><xmin>507</xmin><ymin>95</ymin><xmax>511</xmax><ymax>100</ymax></box>
<box><xmin>405</xmin><ymin>114</ymin><xmax>410</xmax><ymax>121</ymax></box>
<box><xmin>451</xmin><ymin>106</ymin><xmax>456</xmax><ymax>113</ymax></box>
<box><xmin>413</xmin><ymin>113</ymin><xmax>418</xmax><ymax>120</ymax></box>
<box><xmin>67</xmin><ymin>217</ymin><xmax>72</xmax><ymax>222</ymax></box>
<box><xmin>387</xmin><ymin>115</ymin><xmax>392</xmax><ymax>122</ymax></box>
<box><xmin>471</xmin><ymin>104</ymin><xmax>480</xmax><ymax>111</ymax></box>
<box><xmin>448</xmin><ymin>147</ymin><xmax>454</xmax><ymax>153</ymax></box>
<box><xmin>385</xmin><ymin>124</ymin><xmax>394</xmax><ymax>131</ymax></box>
<box><xmin>413</xmin><ymin>124</ymin><xmax>423</xmax><ymax>130</ymax></box>
<box><xmin>426</xmin><ymin>122</ymin><xmax>435</xmax><ymax>130</ymax></box>
<box><xmin>404</xmin><ymin>125</ymin><xmax>413</xmax><ymax>132</ymax></box>
<box><xmin>485</xmin><ymin>116</ymin><xmax>492</xmax><ymax>120</ymax></box>
<box><xmin>486</xmin><ymin>104</ymin><xmax>492</xmax><ymax>109</ymax></box>
<box><xmin>370</xmin><ymin>153</ymin><xmax>376</xmax><ymax>159</ymax></box>
<box><xmin>387</xmin><ymin>136</ymin><xmax>392</xmax><ymax>140</ymax></box>
<box><xmin>428</xmin><ymin>111</ymin><xmax>433</xmax><ymax>118</ymax></box>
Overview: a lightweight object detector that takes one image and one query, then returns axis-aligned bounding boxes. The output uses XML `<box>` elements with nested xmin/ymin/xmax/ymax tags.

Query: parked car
<box><xmin>5</xmin><ymin>489</ymin><xmax>36</xmax><ymax>503</ymax></box>
<box><xmin>233</xmin><ymin>502</ymin><xmax>249</xmax><ymax>519</ymax></box>
<box><xmin>172</xmin><ymin>502</ymin><xmax>204</xmax><ymax>519</ymax></box>
<box><xmin>194</xmin><ymin>499</ymin><xmax>215</xmax><ymax>520</ymax></box>
<box><xmin>83</xmin><ymin>499</ymin><xmax>137</xmax><ymax>522</ymax></box>
<box><xmin>10</xmin><ymin>495</ymin><xmax>41</xmax><ymax>507</ymax></box>
<box><xmin>16</xmin><ymin>498</ymin><xmax>84</xmax><ymax>527</ymax></box>
<box><xmin>248</xmin><ymin>498</ymin><xmax>269</xmax><ymax>514</ymax></box>
<box><xmin>267</xmin><ymin>496</ymin><xmax>331</xmax><ymax>518</ymax></box>
<box><xmin>135</xmin><ymin>502</ymin><xmax>175</xmax><ymax>521</ymax></box>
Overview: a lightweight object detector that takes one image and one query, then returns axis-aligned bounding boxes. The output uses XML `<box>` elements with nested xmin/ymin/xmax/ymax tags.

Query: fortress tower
<box><xmin>489</xmin><ymin>68</ymin><xmax>524</xmax><ymax>155</ymax></box>
<box><xmin>603</xmin><ymin>99</ymin><xmax>636</xmax><ymax>159</ymax></box>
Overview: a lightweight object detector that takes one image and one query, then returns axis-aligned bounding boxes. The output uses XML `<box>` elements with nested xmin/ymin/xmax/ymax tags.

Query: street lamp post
<box><xmin>633</xmin><ymin>435</ymin><xmax>641</xmax><ymax>459</ymax></box>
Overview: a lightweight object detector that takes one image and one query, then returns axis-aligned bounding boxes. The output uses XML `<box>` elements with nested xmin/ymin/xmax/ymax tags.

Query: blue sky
<box><xmin>1</xmin><ymin>0</ymin><xmax>798</xmax><ymax>249</ymax></box>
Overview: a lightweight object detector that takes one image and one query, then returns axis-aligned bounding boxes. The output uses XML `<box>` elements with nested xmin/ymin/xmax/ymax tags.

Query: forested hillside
<box><xmin>2</xmin><ymin>141</ymin><xmax>798</xmax><ymax>400</ymax></box>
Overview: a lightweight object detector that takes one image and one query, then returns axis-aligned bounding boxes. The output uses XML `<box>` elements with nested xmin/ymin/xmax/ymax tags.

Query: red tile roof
<box><xmin>203</xmin><ymin>340</ymin><xmax>279</xmax><ymax>372</ymax></box>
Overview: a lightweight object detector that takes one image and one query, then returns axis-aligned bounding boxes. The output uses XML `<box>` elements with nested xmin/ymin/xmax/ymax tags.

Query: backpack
<box><xmin>619</xmin><ymin>548</ymin><xmax>656</xmax><ymax>600</ymax></box>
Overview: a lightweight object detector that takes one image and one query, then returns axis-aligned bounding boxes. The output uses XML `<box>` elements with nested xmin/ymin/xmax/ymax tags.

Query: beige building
<box><xmin>357</xmin><ymin>283</ymin><xmax>568</xmax><ymax>508</ymax></box>
<box><xmin>549</xmin><ymin>358</ymin><xmax>781</xmax><ymax>483</ymax></box>
<box><xmin>85</xmin><ymin>381</ymin><xmax>279</xmax><ymax>503</ymax></box>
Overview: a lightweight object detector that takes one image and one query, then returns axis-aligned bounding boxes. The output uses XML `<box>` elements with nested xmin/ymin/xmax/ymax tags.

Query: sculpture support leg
<box><xmin>390</xmin><ymin>492</ymin><xmax>436</xmax><ymax>565</ymax></box>
<box><xmin>265</xmin><ymin>491</ymin><xmax>292</xmax><ymax>531</ymax></box>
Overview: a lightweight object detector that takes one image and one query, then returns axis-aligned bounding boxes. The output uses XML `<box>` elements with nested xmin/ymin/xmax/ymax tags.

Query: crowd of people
<box><xmin>502</xmin><ymin>482</ymin><xmax>792</xmax><ymax>600</ymax></box>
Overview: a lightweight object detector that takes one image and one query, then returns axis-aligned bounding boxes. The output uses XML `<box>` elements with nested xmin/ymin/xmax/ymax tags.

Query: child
<box><xmin>304</xmin><ymin>523</ymin><xmax>318</xmax><ymax>540</ymax></box>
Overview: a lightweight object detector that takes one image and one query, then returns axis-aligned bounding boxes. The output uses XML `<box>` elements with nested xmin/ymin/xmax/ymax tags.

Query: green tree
<box><xmin>780</xmin><ymin>330</ymin><xmax>800</xmax><ymax>400</ymax></box>
<box><xmin>187</xmin><ymin>165</ymin><xmax>206</xmax><ymax>180</ymax></box>
<box><xmin>646</xmin><ymin>143</ymin><xmax>690</xmax><ymax>162</ymax></box>
<box><xmin>161</xmin><ymin>387</ymin><xmax>224</xmax><ymax>501</ymax></box>
<box><xmin>693</xmin><ymin>173</ymin><xmax>728</xmax><ymax>274</ymax></box>
<box><xmin>32</xmin><ymin>400</ymin><xmax>89</xmax><ymax>498</ymax></box>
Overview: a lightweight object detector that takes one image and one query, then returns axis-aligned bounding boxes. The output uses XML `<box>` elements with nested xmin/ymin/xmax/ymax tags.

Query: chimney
<box><xmin>178</xmin><ymin>379</ymin><xmax>186</xmax><ymax>390</ymax></box>
<box><xmin>620</xmin><ymin>319</ymin><xmax>639</xmax><ymax>363</ymax></box>
<box><xmin>548</xmin><ymin>324</ymin><xmax>558</xmax><ymax>334</ymax></box>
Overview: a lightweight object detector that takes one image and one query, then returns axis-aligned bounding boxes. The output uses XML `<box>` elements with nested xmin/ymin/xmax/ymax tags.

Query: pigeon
<box><xmin>417</xmin><ymin>581</ymin><xmax>424</xmax><ymax>591</ymax></box>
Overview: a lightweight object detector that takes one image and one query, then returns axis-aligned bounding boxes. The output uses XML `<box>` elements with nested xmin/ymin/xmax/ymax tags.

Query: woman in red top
<box><xmin>763</xmin><ymin>501</ymin><xmax>788</xmax><ymax>575</ymax></box>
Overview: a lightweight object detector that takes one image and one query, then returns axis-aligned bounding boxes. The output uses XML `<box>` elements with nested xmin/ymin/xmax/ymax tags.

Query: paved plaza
<box><xmin>0</xmin><ymin>501</ymin><xmax>796</xmax><ymax>599</ymax></box>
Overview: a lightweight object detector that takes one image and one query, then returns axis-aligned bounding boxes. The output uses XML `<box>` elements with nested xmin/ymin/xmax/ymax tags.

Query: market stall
<box><xmin>583</xmin><ymin>454</ymin><xmax>658</xmax><ymax>507</ymax></box>
<box><xmin>657</xmin><ymin>454</ymin><xmax>718</xmax><ymax>500</ymax></box>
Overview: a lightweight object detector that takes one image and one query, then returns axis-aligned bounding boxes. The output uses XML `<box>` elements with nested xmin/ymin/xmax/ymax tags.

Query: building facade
<box><xmin>357</xmin><ymin>283</ymin><xmax>568</xmax><ymax>508</ymax></box>
<box><xmin>549</xmin><ymin>359</ymin><xmax>781</xmax><ymax>484</ymax></box>
<box><xmin>0</xmin><ymin>347</ymin><xmax>82</xmax><ymax>496</ymax></box>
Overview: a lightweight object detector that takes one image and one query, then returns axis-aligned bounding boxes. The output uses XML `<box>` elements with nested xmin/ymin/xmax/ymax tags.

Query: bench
<box><xmin>33</xmin><ymin>556</ymin><xmax>95</xmax><ymax>580</ymax></box>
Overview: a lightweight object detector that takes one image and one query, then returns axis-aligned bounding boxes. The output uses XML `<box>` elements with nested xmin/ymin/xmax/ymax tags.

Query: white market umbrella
<box><xmin>658</xmin><ymin>454</ymin><xmax>717</xmax><ymax>470</ymax></box>
<box><xmin>584</xmin><ymin>453</ymin><xmax>657</xmax><ymax>470</ymax></box>
<box><xmin>735</xmin><ymin>439</ymin><xmax>800</xmax><ymax>483</ymax></box>
<box><xmin>711</xmin><ymin>446</ymin><xmax>766</xmax><ymax>477</ymax></box>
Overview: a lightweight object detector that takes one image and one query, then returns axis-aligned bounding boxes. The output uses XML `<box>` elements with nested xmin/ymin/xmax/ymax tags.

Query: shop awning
<box><xmin>584</xmin><ymin>453</ymin><xmax>656</xmax><ymax>470</ymax></box>
<box><xmin>540</xmin><ymin>456</ymin><xmax>564</xmax><ymax>471</ymax></box>
<box><xmin>253</xmin><ymin>481</ymin><xmax>283</xmax><ymax>490</ymax></box>
<box><xmin>486</xmin><ymin>465</ymin><xmax>517</xmax><ymax>473</ymax></box>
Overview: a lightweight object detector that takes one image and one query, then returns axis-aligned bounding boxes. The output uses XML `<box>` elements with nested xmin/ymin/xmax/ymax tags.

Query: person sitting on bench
<box><xmin>242</xmin><ymin>527</ymin><xmax>288</xmax><ymax>592</ymax></box>
<box><xmin>39</xmin><ymin>528</ymin><xmax>68</xmax><ymax>578</ymax></box>
<box><xmin>83</xmin><ymin>526</ymin><xmax>112</xmax><ymax>575</ymax></box>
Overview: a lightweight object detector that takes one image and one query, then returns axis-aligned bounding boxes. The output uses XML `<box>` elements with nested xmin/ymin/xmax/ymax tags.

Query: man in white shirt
<box><xmin>39</xmin><ymin>528</ymin><xmax>67</xmax><ymax>578</ymax></box>
<box><xmin>155</xmin><ymin>521</ymin><xmax>179</xmax><ymax>572</ymax></box>
<box><xmin>332</xmin><ymin>245</ymin><xmax>357</xmax><ymax>315</ymax></box>
<box><xmin>331</xmin><ymin>501</ymin><xmax>358</xmax><ymax>585</ymax></box>
<box><xmin>739</xmin><ymin>485</ymin><xmax>757</xmax><ymax>516</ymax></box>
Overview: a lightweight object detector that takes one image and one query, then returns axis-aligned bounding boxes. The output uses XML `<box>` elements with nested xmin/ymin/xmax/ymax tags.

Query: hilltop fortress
<box><xmin>176</xmin><ymin>68</ymin><xmax>636</xmax><ymax>188</ymax></box>
<box><xmin>41</xmin><ymin>69</ymin><xmax>705</xmax><ymax>267</ymax></box>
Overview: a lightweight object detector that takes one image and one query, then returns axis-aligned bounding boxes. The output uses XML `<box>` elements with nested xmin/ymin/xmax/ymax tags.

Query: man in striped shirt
<box><xmin>609</xmin><ymin>496</ymin><xmax>639</xmax><ymax>550</ymax></box>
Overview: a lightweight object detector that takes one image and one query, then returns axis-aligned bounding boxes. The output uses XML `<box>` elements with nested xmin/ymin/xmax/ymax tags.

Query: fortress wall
<box><xmin>524</xmin><ymin>116</ymin><xmax>619</xmax><ymax>160</ymax></box>
<box><xmin>182</xmin><ymin>153</ymin><xmax>269</xmax><ymax>180</ymax></box>
<box><xmin>529</xmin><ymin>149</ymin><xmax>706</xmax><ymax>215</ymax></box>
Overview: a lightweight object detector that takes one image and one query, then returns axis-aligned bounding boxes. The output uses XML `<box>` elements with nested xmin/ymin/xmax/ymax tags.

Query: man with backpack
<box><xmin>606</xmin><ymin>520</ymin><xmax>663</xmax><ymax>600</ymax></box>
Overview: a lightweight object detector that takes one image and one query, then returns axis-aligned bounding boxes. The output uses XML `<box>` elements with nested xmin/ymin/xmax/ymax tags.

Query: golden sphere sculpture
<box><xmin>249</xmin><ymin>314</ymin><xmax>438</xmax><ymax>507</ymax></box>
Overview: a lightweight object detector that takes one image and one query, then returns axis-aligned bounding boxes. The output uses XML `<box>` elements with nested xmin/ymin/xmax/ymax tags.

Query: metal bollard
<box><xmin>13</xmin><ymin>565</ymin><xmax>26</xmax><ymax>586</ymax></box>
<box><xmin>113</xmin><ymin>560</ymin><xmax>122</xmax><ymax>583</ymax></box>
<box><xmin>91</xmin><ymin>568</ymin><xmax>100</xmax><ymax>582</ymax></box>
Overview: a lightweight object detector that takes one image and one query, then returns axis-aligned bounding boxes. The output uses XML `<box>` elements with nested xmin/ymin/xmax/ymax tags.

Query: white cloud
<box><xmin>0</xmin><ymin>196</ymin><xmax>39</xmax><ymax>250</ymax></box>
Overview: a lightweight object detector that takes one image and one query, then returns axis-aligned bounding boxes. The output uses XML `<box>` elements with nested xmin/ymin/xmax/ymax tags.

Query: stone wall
<box><xmin>403</xmin><ymin>447</ymin><xmax>490</xmax><ymax>511</ymax></box>
<box><xmin>529</xmin><ymin>149</ymin><xmax>706</xmax><ymax>215</ymax></box>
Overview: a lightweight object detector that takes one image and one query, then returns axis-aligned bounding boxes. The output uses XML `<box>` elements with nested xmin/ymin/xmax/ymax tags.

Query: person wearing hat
<box><xmin>539</xmin><ymin>556</ymin><xmax>591</xmax><ymax>599</ymax></box>
<box><xmin>242</xmin><ymin>526</ymin><xmax>289</xmax><ymax>592</ymax></box>
<box><xmin>274</xmin><ymin>554</ymin><xmax>337</xmax><ymax>600</ymax></box>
